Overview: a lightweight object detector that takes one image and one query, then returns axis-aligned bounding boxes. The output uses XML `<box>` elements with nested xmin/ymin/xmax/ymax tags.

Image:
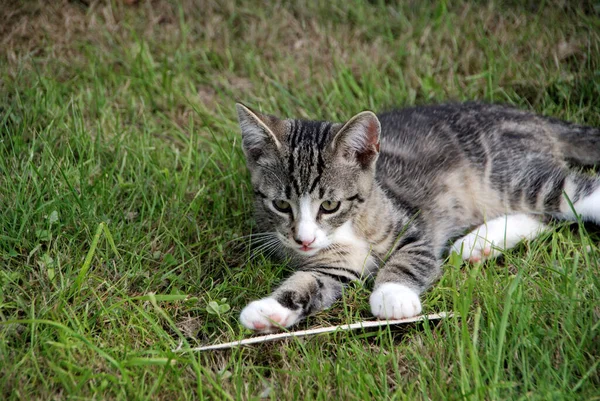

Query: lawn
<box><xmin>1</xmin><ymin>0</ymin><xmax>599</xmax><ymax>399</ymax></box>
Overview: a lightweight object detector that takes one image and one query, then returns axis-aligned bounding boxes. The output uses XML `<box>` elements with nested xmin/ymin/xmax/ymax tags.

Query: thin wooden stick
<box><xmin>174</xmin><ymin>312</ymin><xmax>453</xmax><ymax>352</ymax></box>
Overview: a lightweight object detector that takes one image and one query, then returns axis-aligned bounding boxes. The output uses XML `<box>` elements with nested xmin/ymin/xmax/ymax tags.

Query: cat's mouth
<box><xmin>296</xmin><ymin>247</ymin><xmax>319</xmax><ymax>256</ymax></box>
<box><xmin>293</xmin><ymin>243</ymin><xmax>325</xmax><ymax>256</ymax></box>
<box><xmin>285</xmin><ymin>239</ymin><xmax>322</xmax><ymax>255</ymax></box>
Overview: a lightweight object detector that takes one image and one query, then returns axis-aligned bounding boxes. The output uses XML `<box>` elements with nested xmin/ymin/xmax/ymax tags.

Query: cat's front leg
<box><xmin>370</xmin><ymin>237</ymin><xmax>440</xmax><ymax>320</ymax></box>
<box><xmin>240</xmin><ymin>269</ymin><xmax>353</xmax><ymax>332</ymax></box>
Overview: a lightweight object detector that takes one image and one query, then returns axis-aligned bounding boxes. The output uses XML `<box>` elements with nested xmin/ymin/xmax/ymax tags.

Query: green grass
<box><xmin>1</xmin><ymin>0</ymin><xmax>599</xmax><ymax>399</ymax></box>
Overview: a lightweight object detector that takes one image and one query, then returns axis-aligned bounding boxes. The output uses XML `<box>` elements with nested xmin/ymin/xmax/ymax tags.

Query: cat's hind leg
<box><xmin>558</xmin><ymin>174</ymin><xmax>600</xmax><ymax>224</ymax></box>
<box><xmin>452</xmin><ymin>174</ymin><xmax>600</xmax><ymax>263</ymax></box>
<box><xmin>451</xmin><ymin>214</ymin><xmax>547</xmax><ymax>263</ymax></box>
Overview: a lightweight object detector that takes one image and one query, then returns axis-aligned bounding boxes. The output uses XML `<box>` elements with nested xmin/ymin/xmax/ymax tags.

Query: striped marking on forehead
<box><xmin>286</xmin><ymin>119</ymin><xmax>332</xmax><ymax>198</ymax></box>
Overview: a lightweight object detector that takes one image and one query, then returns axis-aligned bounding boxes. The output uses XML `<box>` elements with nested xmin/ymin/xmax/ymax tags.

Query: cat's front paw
<box><xmin>240</xmin><ymin>297</ymin><xmax>300</xmax><ymax>333</ymax></box>
<box><xmin>370</xmin><ymin>283</ymin><xmax>422</xmax><ymax>320</ymax></box>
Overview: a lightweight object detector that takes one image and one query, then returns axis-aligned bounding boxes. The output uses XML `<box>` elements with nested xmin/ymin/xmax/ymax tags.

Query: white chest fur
<box><xmin>331</xmin><ymin>221</ymin><xmax>378</xmax><ymax>276</ymax></box>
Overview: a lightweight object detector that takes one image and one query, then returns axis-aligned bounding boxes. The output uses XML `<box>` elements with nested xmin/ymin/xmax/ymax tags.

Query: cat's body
<box><xmin>236</xmin><ymin>102</ymin><xmax>600</xmax><ymax>332</ymax></box>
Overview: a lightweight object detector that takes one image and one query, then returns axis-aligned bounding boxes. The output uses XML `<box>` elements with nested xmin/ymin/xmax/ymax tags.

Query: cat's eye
<box><xmin>272</xmin><ymin>199</ymin><xmax>292</xmax><ymax>213</ymax></box>
<box><xmin>320</xmin><ymin>200</ymin><xmax>341</xmax><ymax>213</ymax></box>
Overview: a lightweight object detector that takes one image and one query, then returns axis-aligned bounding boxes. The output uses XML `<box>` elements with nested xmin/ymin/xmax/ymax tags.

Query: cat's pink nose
<box><xmin>294</xmin><ymin>236</ymin><xmax>315</xmax><ymax>247</ymax></box>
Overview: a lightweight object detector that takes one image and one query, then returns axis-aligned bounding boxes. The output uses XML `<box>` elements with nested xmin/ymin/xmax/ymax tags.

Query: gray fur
<box><xmin>237</xmin><ymin>102</ymin><xmax>600</xmax><ymax>327</ymax></box>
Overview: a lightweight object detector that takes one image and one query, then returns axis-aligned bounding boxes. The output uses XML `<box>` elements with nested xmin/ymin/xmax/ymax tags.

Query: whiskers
<box><xmin>237</xmin><ymin>231</ymin><xmax>286</xmax><ymax>266</ymax></box>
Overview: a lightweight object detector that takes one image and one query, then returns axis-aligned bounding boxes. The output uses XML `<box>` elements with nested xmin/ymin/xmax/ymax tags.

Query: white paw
<box><xmin>370</xmin><ymin>283</ymin><xmax>422</xmax><ymax>320</ymax></box>
<box><xmin>240</xmin><ymin>297</ymin><xmax>300</xmax><ymax>332</ymax></box>
<box><xmin>451</xmin><ymin>230</ymin><xmax>495</xmax><ymax>263</ymax></box>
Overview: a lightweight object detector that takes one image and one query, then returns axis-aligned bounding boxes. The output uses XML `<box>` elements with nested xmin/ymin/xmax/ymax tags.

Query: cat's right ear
<box><xmin>331</xmin><ymin>111</ymin><xmax>381</xmax><ymax>169</ymax></box>
<box><xmin>236</xmin><ymin>103</ymin><xmax>283</xmax><ymax>165</ymax></box>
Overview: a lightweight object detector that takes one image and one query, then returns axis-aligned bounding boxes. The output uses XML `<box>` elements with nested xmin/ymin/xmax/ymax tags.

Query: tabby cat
<box><xmin>236</xmin><ymin>102</ymin><xmax>600</xmax><ymax>332</ymax></box>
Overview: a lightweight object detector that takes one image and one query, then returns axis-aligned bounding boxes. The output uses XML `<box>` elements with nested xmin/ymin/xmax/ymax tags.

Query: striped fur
<box><xmin>236</xmin><ymin>102</ymin><xmax>600</xmax><ymax>332</ymax></box>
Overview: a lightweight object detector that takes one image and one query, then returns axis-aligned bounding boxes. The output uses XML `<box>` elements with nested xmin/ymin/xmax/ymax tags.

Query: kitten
<box><xmin>236</xmin><ymin>102</ymin><xmax>600</xmax><ymax>332</ymax></box>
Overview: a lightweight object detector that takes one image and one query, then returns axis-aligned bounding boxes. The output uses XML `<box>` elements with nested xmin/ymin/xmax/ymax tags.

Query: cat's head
<box><xmin>236</xmin><ymin>103</ymin><xmax>380</xmax><ymax>257</ymax></box>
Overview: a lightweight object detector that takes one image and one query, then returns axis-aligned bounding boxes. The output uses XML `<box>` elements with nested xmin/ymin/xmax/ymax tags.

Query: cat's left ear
<box><xmin>331</xmin><ymin>111</ymin><xmax>381</xmax><ymax>168</ymax></box>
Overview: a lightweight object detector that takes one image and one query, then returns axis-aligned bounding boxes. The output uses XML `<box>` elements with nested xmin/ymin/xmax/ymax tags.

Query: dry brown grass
<box><xmin>2</xmin><ymin>1</ymin><xmax>597</xmax><ymax>115</ymax></box>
